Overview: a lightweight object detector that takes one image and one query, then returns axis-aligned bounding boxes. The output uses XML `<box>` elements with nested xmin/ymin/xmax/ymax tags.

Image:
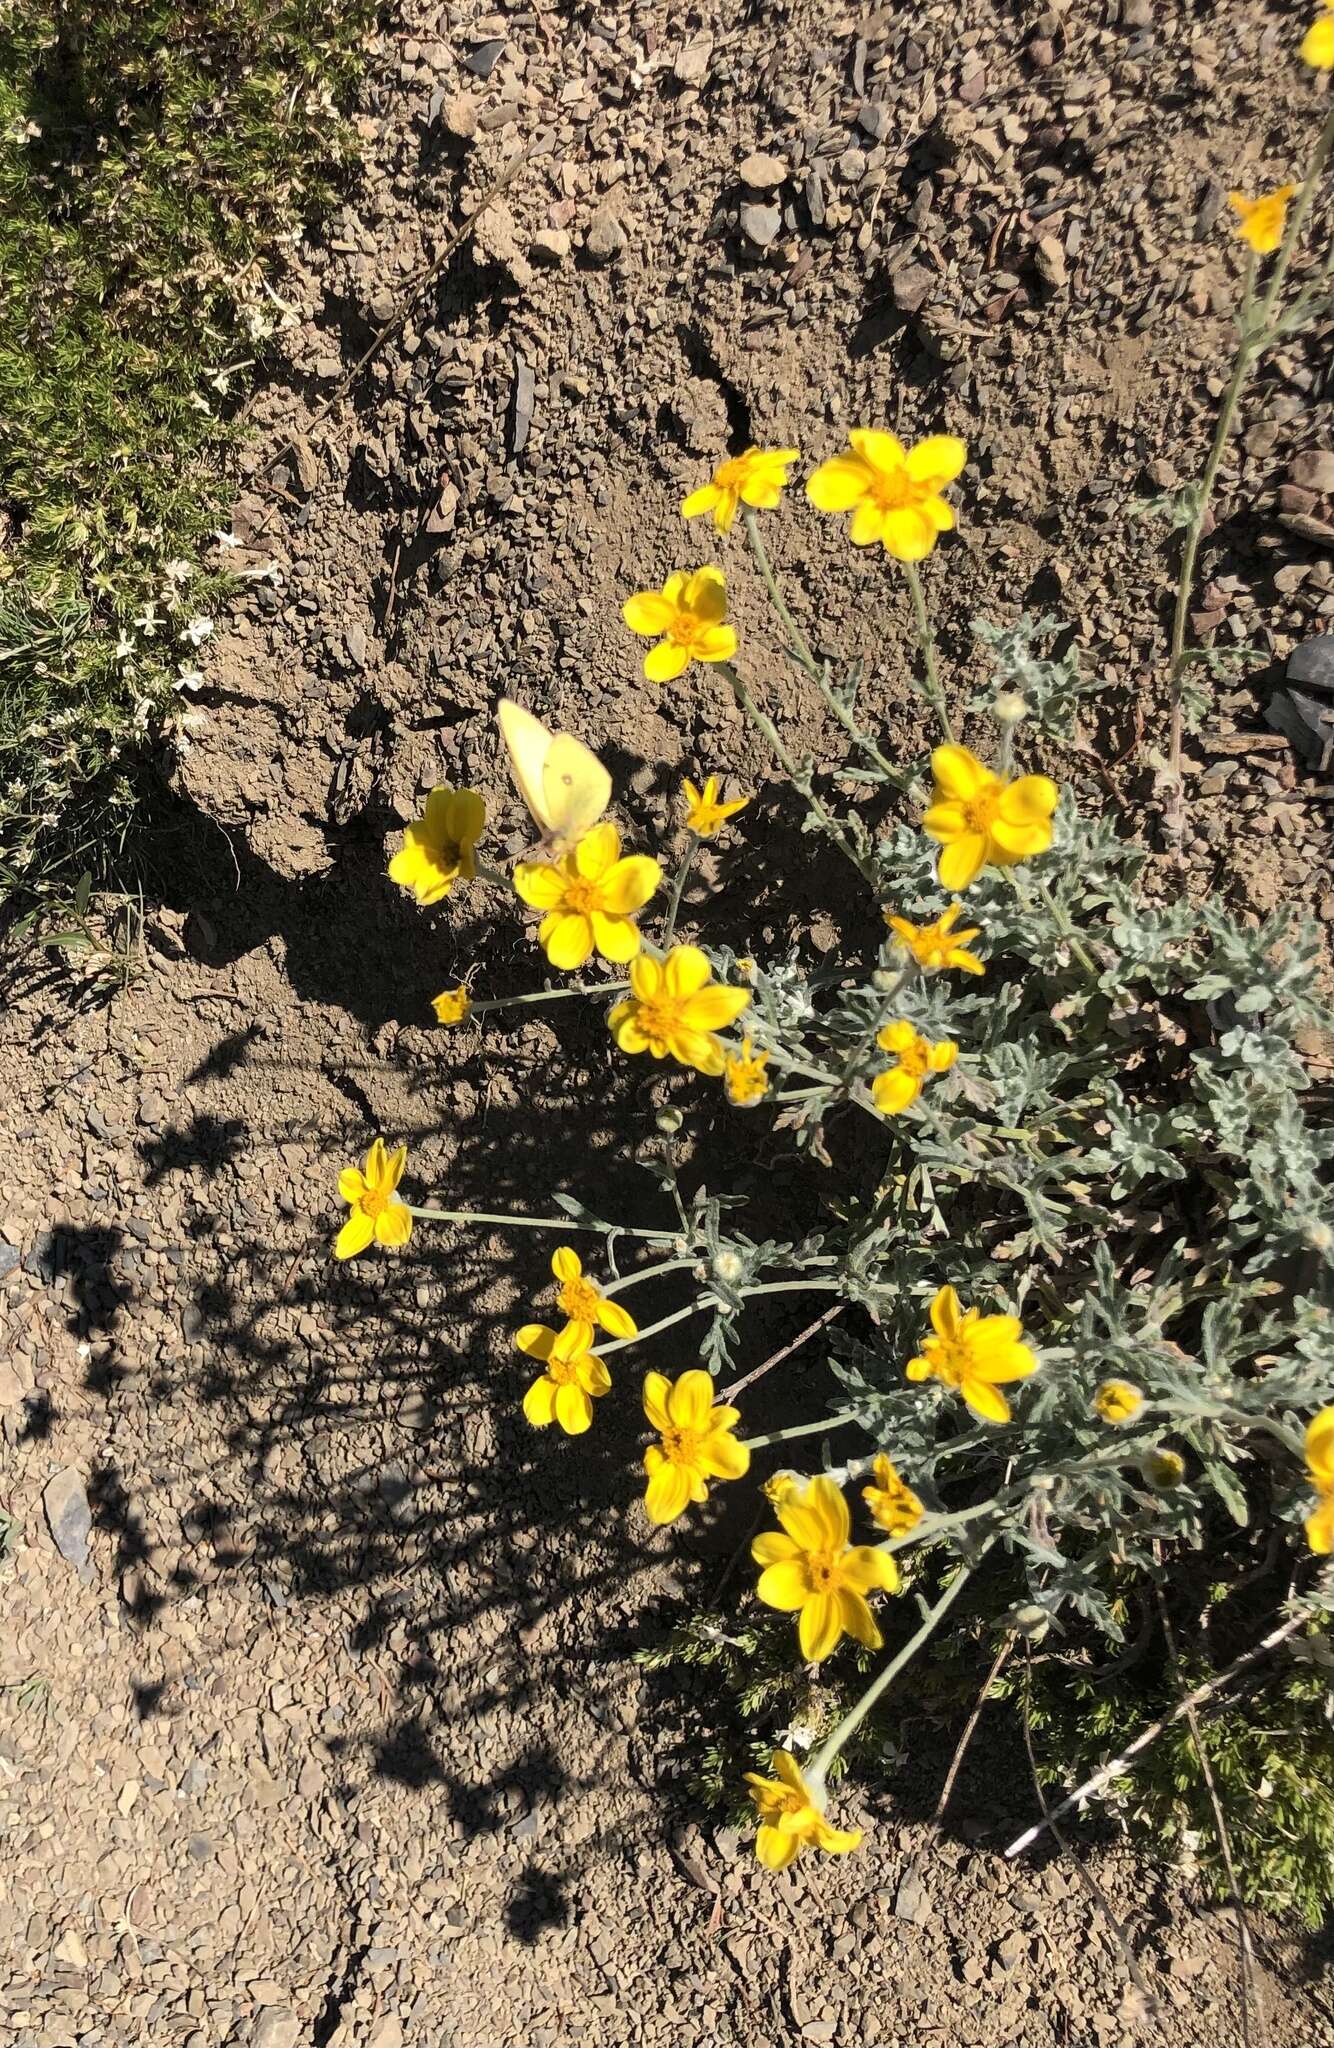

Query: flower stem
<box><xmin>471</xmin><ymin>979</ymin><xmax>626</xmax><ymax>1017</ymax></box>
<box><xmin>407</xmin><ymin>1205</ymin><xmax>673</xmax><ymax>1240</ymax></box>
<box><xmin>1167</xmin><ymin>105</ymin><xmax>1334</xmax><ymax>823</ymax></box>
<box><xmin>601</xmin><ymin>1256</ymin><xmax>699</xmax><ymax>1297</ymax></box>
<box><xmin>1031</xmin><ymin>875</ymin><xmax>1100</xmax><ymax>981</ymax></box>
<box><xmin>902</xmin><ymin>560</ymin><xmax>954</xmax><ymax>745</ymax></box>
<box><xmin>661</xmin><ymin>834</ymin><xmax>698</xmax><ymax>948</ymax></box>
<box><xmin>806</xmin><ymin>1546</ymin><xmax>991</xmax><ymax>1790</ymax></box>
<box><xmin>740</xmin><ymin>1406</ymin><xmax>865</xmax><ymax>1451</ymax></box>
<box><xmin>592</xmin><ymin>1276</ymin><xmax>843</xmax><ymax>1357</ymax></box>
<box><xmin>742</xmin><ymin>507</ymin><xmax>822</xmax><ymax>677</ymax></box>
<box><xmin>723</xmin><ymin>663</ymin><xmax>878</xmax><ymax>887</ymax></box>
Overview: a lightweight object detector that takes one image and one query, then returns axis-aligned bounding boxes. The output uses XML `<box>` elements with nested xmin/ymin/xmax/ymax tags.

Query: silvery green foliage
<box><xmin>689</xmin><ymin>755</ymin><xmax>1334</xmax><ymax>1649</ymax></box>
<box><xmin>968</xmin><ymin>614</ymin><xmax>1100</xmax><ymax>740</ymax></box>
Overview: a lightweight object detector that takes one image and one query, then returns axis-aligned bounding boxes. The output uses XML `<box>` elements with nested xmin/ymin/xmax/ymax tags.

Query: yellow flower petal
<box><xmin>622</xmin><ymin>591</ymin><xmax>675</xmax><ymax>634</ymax></box>
<box><xmin>643</xmin><ymin>638</ymin><xmax>691</xmax><ymax>683</ymax></box>
<box><xmin>334</xmin><ymin>1210</ymin><xmax>375</xmax><ymax>1260</ymax></box>
<box><xmin>806</xmin><ymin>453</ymin><xmax>873</xmax><ymax>512</ymax></box>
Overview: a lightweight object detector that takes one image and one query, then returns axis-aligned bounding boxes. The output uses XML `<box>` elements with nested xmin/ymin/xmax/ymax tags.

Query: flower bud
<box><xmin>712</xmin><ymin>1248</ymin><xmax>746</xmax><ymax>1287</ymax></box>
<box><xmin>656</xmin><ymin>1107</ymin><xmax>684</xmax><ymax>1134</ymax></box>
<box><xmin>1094</xmin><ymin>1379</ymin><xmax>1144</xmax><ymax>1425</ymax></box>
<box><xmin>1011</xmin><ymin>1603</ymin><xmax>1049</xmax><ymax>1640</ymax></box>
<box><xmin>993</xmin><ymin>690</ymin><xmax>1029</xmax><ymax>726</ymax></box>
<box><xmin>1141</xmin><ymin>1447</ymin><xmax>1186</xmax><ymax>1491</ymax></box>
<box><xmin>1304</xmin><ymin>1218</ymin><xmax>1334</xmax><ymax>1254</ymax></box>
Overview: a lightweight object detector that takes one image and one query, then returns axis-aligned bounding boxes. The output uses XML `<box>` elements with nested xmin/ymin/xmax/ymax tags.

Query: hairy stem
<box><xmin>723</xmin><ymin>664</ymin><xmax>878</xmax><ymax>887</ymax></box>
<box><xmin>407</xmin><ymin>1205</ymin><xmax>673</xmax><ymax>1240</ymax></box>
<box><xmin>660</xmin><ymin>834</ymin><xmax>698</xmax><ymax>947</ymax></box>
<box><xmin>902</xmin><ymin>559</ymin><xmax>954</xmax><ymax>745</ymax></box>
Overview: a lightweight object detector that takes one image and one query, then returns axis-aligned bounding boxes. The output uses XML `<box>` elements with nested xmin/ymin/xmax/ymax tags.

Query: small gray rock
<box><xmin>251</xmin><ymin>2010</ymin><xmax>300</xmax><ymax>2048</ymax></box>
<box><xmin>509</xmin><ymin>354</ymin><xmax>536</xmax><ymax>457</ymax></box>
<box><xmin>891</xmin><ymin>262</ymin><xmax>936</xmax><ymax>314</ymax></box>
<box><xmin>1288</xmin><ymin>634</ymin><xmax>1334</xmax><ymax>693</ymax></box>
<box><xmin>43</xmin><ymin>1467</ymin><xmax>92</xmax><ymax>1575</ymax></box>
<box><xmin>584</xmin><ymin>208</ymin><xmax>627</xmax><ymax>265</ymax></box>
<box><xmin>464</xmin><ymin>37</ymin><xmax>505</xmax><ymax>80</ymax></box>
<box><xmin>739</xmin><ymin>201</ymin><xmax>781</xmax><ymax>249</ymax></box>
<box><xmin>1289</xmin><ymin>451</ymin><xmax>1334</xmax><ymax>494</ymax></box>
<box><xmin>0</xmin><ymin>1242</ymin><xmax>19</xmax><ymax>1280</ymax></box>
<box><xmin>344</xmin><ymin>621</ymin><xmax>368</xmax><ymax>670</ymax></box>
<box><xmin>893</xmin><ymin>1867</ymin><xmax>931</xmax><ymax>1925</ymax></box>
<box><xmin>857</xmin><ymin>101</ymin><xmax>889</xmax><ymax>141</ymax></box>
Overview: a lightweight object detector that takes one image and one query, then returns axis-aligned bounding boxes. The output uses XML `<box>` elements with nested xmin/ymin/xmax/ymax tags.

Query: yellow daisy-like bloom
<box><xmin>1301</xmin><ymin>8</ymin><xmax>1334</xmax><ymax>67</ymax></box>
<box><xmin>514</xmin><ymin>821</ymin><xmax>661</xmax><ymax>971</ymax></box>
<box><xmin>885</xmin><ymin>901</ymin><xmax>985</xmax><ymax>977</ymax></box>
<box><xmin>431</xmin><ymin>985</ymin><xmax>471</xmax><ymax>1025</ymax></box>
<box><xmin>744</xmin><ymin>1750</ymin><xmax>863</xmax><ymax>1872</ymax></box>
<box><xmin>861</xmin><ymin>1453</ymin><xmax>924</xmax><ymax>1538</ymax></box>
<box><xmin>683</xmin><ymin>775</ymin><xmax>751</xmax><ymax>837</ymax></box>
<box><xmin>641</xmin><ymin>1369</ymin><xmax>750</xmax><ymax>1524</ymax></box>
<box><xmin>871</xmin><ymin>1019</ymin><xmax>957</xmax><ymax>1117</ymax></box>
<box><xmin>388</xmin><ymin>785</ymin><xmax>485</xmax><ymax>906</ymax></box>
<box><xmin>516</xmin><ymin>1321</ymin><xmax>611</xmax><ymax>1435</ymax></box>
<box><xmin>1094</xmin><ymin>1379</ymin><xmax>1144</xmax><ymax>1425</ymax></box>
<box><xmin>608</xmin><ymin>944</ymin><xmax>750</xmax><ymax>1076</ymax></box>
<box><xmin>751</xmin><ymin>1474</ymin><xmax>900</xmax><ymax>1663</ymax></box>
<box><xmin>681</xmin><ymin>447</ymin><xmax>800</xmax><ymax>534</ymax></box>
<box><xmin>806</xmin><ymin>428</ymin><xmax>966</xmax><ymax>561</ymax></box>
<box><xmin>1141</xmin><ymin>1447</ymin><xmax>1186</xmax><ymax>1491</ymax></box>
<box><xmin>724</xmin><ymin>1037</ymin><xmax>770</xmax><ymax>1108</ymax></box>
<box><xmin>923</xmin><ymin>743</ymin><xmax>1059</xmax><ymax>891</ymax></box>
<box><xmin>1228</xmin><ymin>184</ymin><xmax>1297</xmax><ymax>256</ymax></box>
<box><xmin>907</xmin><ymin>1284</ymin><xmax>1037</xmax><ymax>1425</ymax></box>
<box><xmin>763</xmin><ymin>1471</ymin><xmax>797</xmax><ymax>1506</ymax></box>
<box><xmin>621</xmin><ymin>566</ymin><xmax>738</xmax><ymax>682</ymax></box>
<box><xmin>1303</xmin><ymin>1406</ymin><xmax>1334</xmax><ymax>1555</ymax></box>
<box><xmin>334</xmin><ymin>1138</ymin><xmax>413</xmax><ymax>1261</ymax></box>
<box><xmin>549</xmin><ymin>1246</ymin><xmax>638</xmax><ymax>1342</ymax></box>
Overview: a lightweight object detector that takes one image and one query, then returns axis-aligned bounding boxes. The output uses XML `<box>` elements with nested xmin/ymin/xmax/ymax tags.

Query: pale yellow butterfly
<box><xmin>497</xmin><ymin>698</ymin><xmax>612</xmax><ymax>855</ymax></box>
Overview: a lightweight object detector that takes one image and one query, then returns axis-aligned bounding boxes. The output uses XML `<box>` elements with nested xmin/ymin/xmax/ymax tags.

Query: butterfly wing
<box><xmin>542</xmin><ymin>734</ymin><xmax>612</xmax><ymax>853</ymax></box>
<box><xmin>498</xmin><ymin>698</ymin><xmax>555</xmax><ymax>835</ymax></box>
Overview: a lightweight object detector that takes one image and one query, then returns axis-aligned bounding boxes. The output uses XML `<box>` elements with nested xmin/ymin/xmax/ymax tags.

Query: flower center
<box><xmin>560</xmin><ymin>1276</ymin><xmax>601</xmax><ymax>1323</ymax></box>
<box><xmin>803</xmin><ymin>1549</ymin><xmax>846</xmax><ymax>1594</ymax></box>
<box><xmin>960</xmin><ymin>787</ymin><xmax>1001</xmax><ymax>834</ymax></box>
<box><xmin>636</xmin><ymin>993</ymin><xmax>683</xmax><ymax>1045</ymax></box>
<box><xmin>928</xmin><ymin>1339</ymin><xmax>968</xmax><ymax>1389</ymax></box>
<box><xmin>660</xmin><ymin>1424</ymin><xmax>704</xmax><ymax>1467</ymax></box>
<box><xmin>562</xmin><ymin>876</ymin><xmax>603</xmax><ymax>915</ymax></box>
<box><xmin>548</xmin><ymin>1353</ymin><xmax>581</xmax><ymax>1387</ymax></box>
<box><xmin>668</xmin><ymin>606</ymin><xmax>713</xmax><ymax>654</ymax></box>
<box><xmin>867</xmin><ymin>464</ymin><xmax>921</xmax><ymax>513</ymax></box>
<box><xmin>362</xmin><ymin>1187</ymin><xmax>390</xmax><ymax>1219</ymax></box>
<box><xmin>895</xmin><ymin>1040</ymin><xmax>929</xmax><ymax>1079</ymax></box>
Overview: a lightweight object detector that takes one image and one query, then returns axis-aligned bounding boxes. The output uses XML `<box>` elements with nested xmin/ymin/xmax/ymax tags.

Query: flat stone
<box><xmin>464</xmin><ymin>38</ymin><xmax>505</xmax><ymax>80</ymax></box>
<box><xmin>250</xmin><ymin>2009</ymin><xmax>300</xmax><ymax>2048</ymax></box>
<box><xmin>674</xmin><ymin>31</ymin><xmax>713</xmax><ymax>85</ymax></box>
<box><xmin>1288</xmin><ymin>635</ymin><xmax>1334</xmax><ymax>693</ymax></box>
<box><xmin>737</xmin><ymin>150</ymin><xmax>786</xmax><ymax>191</ymax></box>
<box><xmin>891</xmin><ymin>262</ymin><xmax>935</xmax><ymax>313</ymax></box>
<box><xmin>739</xmin><ymin>202</ymin><xmax>781</xmax><ymax>249</ymax></box>
<box><xmin>530</xmin><ymin>227</ymin><xmax>569</xmax><ymax>265</ymax></box>
<box><xmin>893</xmin><ymin>1868</ymin><xmax>931</xmax><ymax>1925</ymax></box>
<box><xmin>1289</xmin><ymin>451</ymin><xmax>1334</xmax><ymax>494</ymax></box>
<box><xmin>509</xmin><ymin>354</ymin><xmax>535</xmax><ymax>457</ymax></box>
<box><xmin>0</xmin><ymin>1242</ymin><xmax>18</xmax><ymax>1279</ymax></box>
<box><xmin>439</xmin><ymin>93</ymin><xmax>478</xmax><ymax>140</ymax></box>
<box><xmin>42</xmin><ymin>1468</ymin><xmax>92</xmax><ymax>1575</ymax></box>
<box><xmin>367</xmin><ymin>2022</ymin><xmax>403</xmax><ymax>2048</ymax></box>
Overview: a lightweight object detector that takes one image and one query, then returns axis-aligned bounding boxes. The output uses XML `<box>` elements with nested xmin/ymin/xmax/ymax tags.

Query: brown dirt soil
<box><xmin>3</xmin><ymin>3</ymin><xmax>1334</xmax><ymax>2044</ymax></box>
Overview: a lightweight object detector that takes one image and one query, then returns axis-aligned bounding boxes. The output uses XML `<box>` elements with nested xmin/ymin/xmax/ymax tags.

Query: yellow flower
<box><xmin>641</xmin><ymin>1369</ymin><xmax>750</xmax><ymax>1524</ymax></box>
<box><xmin>923</xmin><ymin>743</ymin><xmax>1059</xmax><ymax>891</ymax></box>
<box><xmin>861</xmin><ymin>1453</ymin><xmax>924</xmax><ymax>1538</ymax></box>
<box><xmin>514</xmin><ymin>821</ymin><xmax>661</xmax><ymax>970</ymax></box>
<box><xmin>516</xmin><ymin>1321</ymin><xmax>611</xmax><ymax>1434</ymax></box>
<box><xmin>1303</xmin><ymin>1406</ymin><xmax>1334</xmax><ymax>1555</ymax></box>
<box><xmin>681</xmin><ymin>447</ymin><xmax>800</xmax><ymax>533</ymax></box>
<box><xmin>1094</xmin><ymin>1380</ymin><xmax>1144</xmax><ymax>1425</ymax></box>
<box><xmin>744</xmin><ymin>1750</ymin><xmax>863</xmax><ymax>1871</ymax></box>
<box><xmin>388</xmin><ymin>785</ymin><xmax>485</xmax><ymax>905</ymax></box>
<box><xmin>334</xmin><ymin>1138</ymin><xmax>413</xmax><ymax>1260</ymax></box>
<box><xmin>1301</xmin><ymin>8</ymin><xmax>1334</xmax><ymax>67</ymax></box>
<box><xmin>683</xmin><ymin>775</ymin><xmax>751</xmax><ymax>837</ymax></box>
<box><xmin>1228</xmin><ymin>184</ymin><xmax>1297</xmax><ymax>256</ymax></box>
<box><xmin>550</xmin><ymin>1246</ymin><xmax>638</xmax><ymax>1341</ymax></box>
<box><xmin>907</xmin><ymin>1284</ymin><xmax>1037</xmax><ymax>1425</ymax></box>
<box><xmin>751</xmin><ymin>1474</ymin><xmax>899</xmax><ymax>1662</ymax></box>
<box><xmin>871</xmin><ymin>1019</ymin><xmax>957</xmax><ymax>1116</ymax></box>
<box><xmin>608</xmin><ymin>945</ymin><xmax>750</xmax><ymax>1076</ymax></box>
<box><xmin>724</xmin><ymin>1037</ymin><xmax>770</xmax><ymax>1107</ymax></box>
<box><xmin>885</xmin><ymin>901</ymin><xmax>984</xmax><ymax>976</ymax></box>
<box><xmin>431</xmin><ymin>985</ymin><xmax>471</xmax><ymax>1025</ymax></box>
<box><xmin>763</xmin><ymin>1471</ymin><xmax>798</xmax><ymax>1506</ymax></box>
<box><xmin>1141</xmin><ymin>1447</ymin><xmax>1186</xmax><ymax>1491</ymax></box>
<box><xmin>806</xmin><ymin>428</ymin><xmax>966</xmax><ymax>561</ymax></box>
<box><xmin>621</xmin><ymin>566</ymin><xmax>738</xmax><ymax>682</ymax></box>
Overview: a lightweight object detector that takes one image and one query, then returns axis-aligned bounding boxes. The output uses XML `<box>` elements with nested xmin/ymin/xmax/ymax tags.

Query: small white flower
<box><xmin>163</xmin><ymin>559</ymin><xmax>193</xmax><ymax>584</ymax></box>
<box><xmin>175</xmin><ymin>666</ymin><xmax>204</xmax><ymax>693</ymax></box>
<box><xmin>212</xmin><ymin>530</ymin><xmax>241</xmax><ymax>550</ymax></box>
<box><xmin>182</xmin><ymin>616</ymin><xmax>213</xmax><ymax>646</ymax></box>
<box><xmin>133</xmin><ymin>605</ymin><xmax>160</xmax><ymax>636</ymax></box>
<box><xmin>112</xmin><ymin>634</ymin><xmax>135</xmax><ymax>661</ymax></box>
